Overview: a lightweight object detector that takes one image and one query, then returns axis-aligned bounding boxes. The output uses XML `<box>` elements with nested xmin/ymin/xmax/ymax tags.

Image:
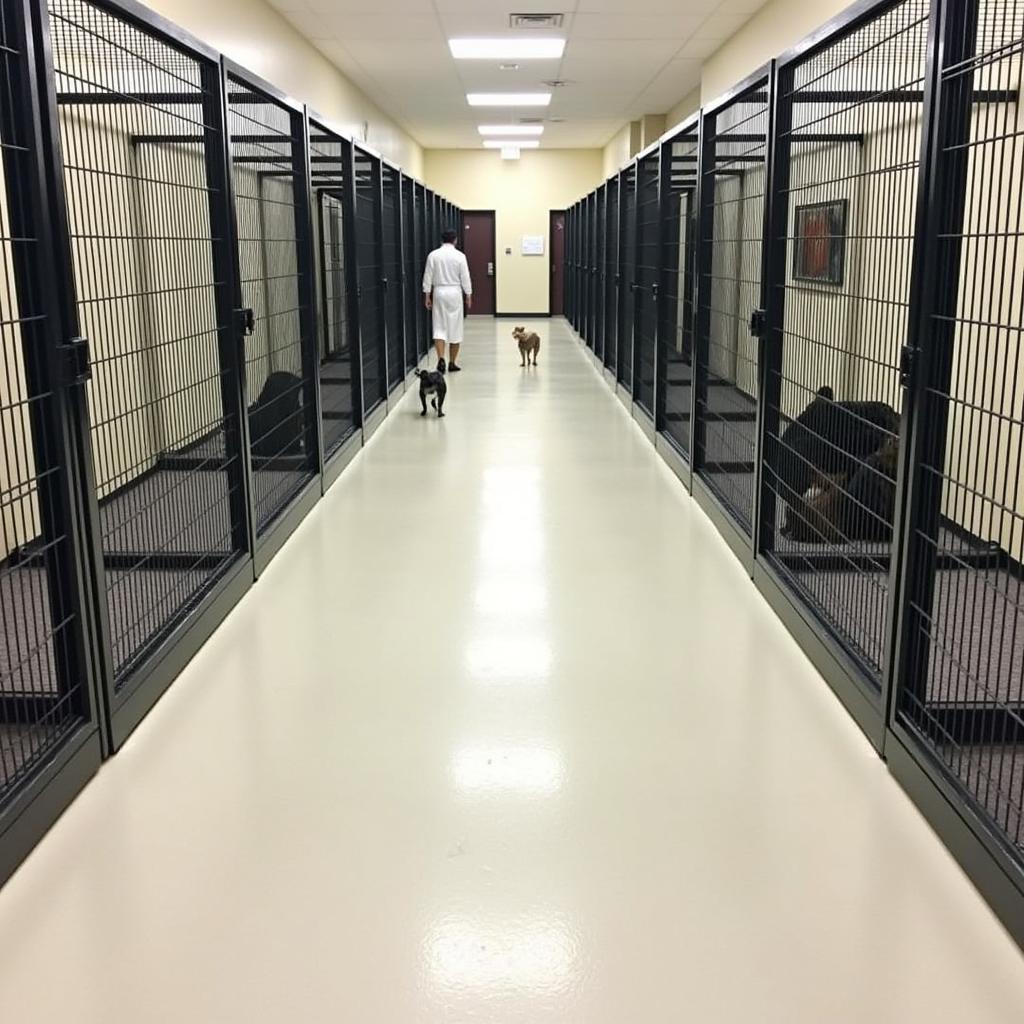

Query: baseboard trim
<box><xmin>496</xmin><ymin>312</ymin><xmax>551</xmax><ymax>319</ymax></box>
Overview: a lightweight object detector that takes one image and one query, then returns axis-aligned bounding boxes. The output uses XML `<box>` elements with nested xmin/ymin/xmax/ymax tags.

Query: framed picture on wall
<box><xmin>792</xmin><ymin>199</ymin><xmax>847</xmax><ymax>286</ymax></box>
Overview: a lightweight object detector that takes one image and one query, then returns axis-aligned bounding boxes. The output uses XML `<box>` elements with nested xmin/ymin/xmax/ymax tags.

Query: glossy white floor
<box><xmin>2</xmin><ymin>318</ymin><xmax>1024</xmax><ymax>1022</ymax></box>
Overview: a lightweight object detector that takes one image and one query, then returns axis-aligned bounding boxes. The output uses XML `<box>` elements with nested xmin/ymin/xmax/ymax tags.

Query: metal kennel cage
<box><xmin>603</xmin><ymin>177</ymin><xmax>620</xmax><ymax>373</ymax></box>
<box><xmin>565</xmin><ymin>204</ymin><xmax>575</xmax><ymax>329</ymax></box>
<box><xmin>381</xmin><ymin>162</ymin><xmax>403</xmax><ymax>394</ymax></box>
<box><xmin>617</xmin><ymin>163</ymin><xmax>637</xmax><ymax>391</ymax></box>
<box><xmin>353</xmin><ymin>145</ymin><xmax>386</xmax><ymax>418</ymax></box>
<box><xmin>402</xmin><ymin>175</ymin><xmax>418</xmax><ymax>373</ymax></box>
<box><xmin>224</xmin><ymin>64</ymin><xmax>320</xmax><ymax>545</ymax></box>
<box><xmin>583</xmin><ymin>191</ymin><xmax>595</xmax><ymax>348</ymax></box>
<box><xmin>308</xmin><ymin>115</ymin><xmax>360</xmax><ymax>465</ymax></box>
<box><xmin>593</xmin><ymin>184</ymin><xmax>607</xmax><ymax>363</ymax></box>
<box><xmin>634</xmin><ymin>146</ymin><xmax>662</xmax><ymax>419</ymax></box>
<box><xmin>414</xmin><ymin>183</ymin><xmax>429</xmax><ymax>359</ymax></box>
<box><xmin>0</xmin><ymin>0</ymin><xmax>104</xmax><ymax>880</ymax></box>
<box><xmin>692</xmin><ymin>65</ymin><xmax>774</xmax><ymax>558</ymax></box>
<box><xmin>42</xmin><ymin>0</ymin><xmax>255</xmax><ymax>745</ymax></box>
<box><xmin>758</xmin><ymin>0</ymin><xmax>932</xmax><ymax>744</ymax></box>
<box><xmin>891</xmin><ymin>0</ymin><xmax>1024</xmax><ymax>870</ymax></box>
<box><xmin>657</xmin><ymin>118</ymin><xmax>700</xmax><ymax>461</ymax></box>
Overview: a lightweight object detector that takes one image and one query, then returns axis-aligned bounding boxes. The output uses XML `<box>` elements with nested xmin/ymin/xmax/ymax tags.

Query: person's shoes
<box><xmin>449</xmin><ymin>364</ymin><xmax>462</xmax><ymax>372</ymax></box>
<box><xmin>437</xmin><ymin>357</ymin><xmax>446</xmax><ymax>373</ymax></box>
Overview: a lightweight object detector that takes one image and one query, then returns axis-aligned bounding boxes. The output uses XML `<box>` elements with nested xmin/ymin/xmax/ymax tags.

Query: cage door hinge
<box><xmin>236</xmin><ymin>308</ymin><xmax>255</xmax><ymax>336</ymax></box>
<box><xmin>59</xmin><ymin>336</ymin><xmax>91</xmax><ymax>387</ymax></box>
<box><xmin>749</xmin><ymin>309</ymin><xmax>767</xmax><ymax>338</ymax></box>
<box><xmin>899</xmin><ymin>344</ymin><xmax>917</xmax><ymax>388</ymax></box>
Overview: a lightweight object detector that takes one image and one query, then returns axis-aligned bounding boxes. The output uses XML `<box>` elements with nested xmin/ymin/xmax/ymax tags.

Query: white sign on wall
<box><xmin>521</xmin><ymin>234</ymin><xmax>545</xmax><ymax>256</ymax></box>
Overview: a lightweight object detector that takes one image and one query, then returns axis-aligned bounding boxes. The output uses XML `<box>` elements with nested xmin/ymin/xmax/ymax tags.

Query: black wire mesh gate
<box><xmin>224</xmin><ymin>65</ymin><xmax>319</xmax><ymax>544</ymax></box>
<box><xmin>381</xmin><ymin>163</ymin><xmax>403</xmax><ymax>394</ymax></box>
<box><xmin>41</xmin><ymin>0</ymin><xmax>254</xmax><ymax>747</ymax></box>
<box><xmin>603</xmin><ymin>177</ymin><xmax>619</xmax><ymax>374</ymax></box>
<box><xmin>0</xmin><ymin>0</ymin><xmax>103</xmax><ymax>871</ymax></box>
<box><xmin>692</xmin><ymin>67</ymin><xmax>773</xmax><ymax>555</ymax></box>
<box><xmin>658</xmin><ymin>118</ymin><xmax>699</xmax><ymax>460</ymax></box>
<box><xmin>892</xmin><ymin>0</ymin><xmax>1024</xmax><ymax>872</ymax></box>
<box><xmin>308</xmin><ymin>116</ymin><xmax>359</xmax><ymax>463</ymax></box>
<box><xmin>402</xmin><ymin>175</ymin><xmax>417</xmax><ymax>373</ymax></box>
<box><xmin>634</xmin><ymin>148</ymin><xmax>661</xmax><ymax>418</ymax></box>
<box><xmin>352</xmin><ymin>145</ymin><xmax>385</xmax><ymax>418</ymax></box>
<box><xmin>758</xmin><ymin>0</ymin><xmax>931</xmax><ymax>743</ymax></box>
<box><xmin>617</xmin><ymin>163</ymin><xmax>637</xmax><ymax>391</ymax></box>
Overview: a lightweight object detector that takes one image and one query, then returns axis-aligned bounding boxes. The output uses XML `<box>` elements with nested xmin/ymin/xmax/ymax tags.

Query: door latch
<box><xmin>236</xmin><ymin>308</ymin><xmax>255</xmax><ymax>337</ymax></box>
<box><xmin>749</xmin><ymin>308</ymin><xmax>767</xmax><ymax>338</ymax></box>
<box><xmin>59</xmin><ymin>336</ymin><xmax>91</xmax><ymax>386</ymax></box>
<box><xmin>899</xmin><ymin>344</ymin><xmax>917</xmax><ymax>388</ymax></box>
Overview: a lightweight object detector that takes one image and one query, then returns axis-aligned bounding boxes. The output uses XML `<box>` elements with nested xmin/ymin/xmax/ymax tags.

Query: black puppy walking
<box><xmin>415</xmin><ymin>364</ymin><xmax>447</xmax><ymax>417</ymax></box>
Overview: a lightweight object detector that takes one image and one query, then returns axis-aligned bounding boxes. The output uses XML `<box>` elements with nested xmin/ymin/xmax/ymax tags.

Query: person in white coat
<box><xmin>423</xmin><ymin>228</ymin><xmax>473</xmax><ymax>372</ymax></box>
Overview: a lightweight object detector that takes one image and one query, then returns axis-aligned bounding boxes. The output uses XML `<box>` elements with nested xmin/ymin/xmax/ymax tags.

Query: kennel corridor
<box><xmin>0</xmin><ymin>320</ymin><xmax>1022</xmax><ymax>1023</ymax></box>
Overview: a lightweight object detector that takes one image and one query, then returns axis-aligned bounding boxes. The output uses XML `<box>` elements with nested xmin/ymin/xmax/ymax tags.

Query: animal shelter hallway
<box><xmin>0</xmin><ymin>317</ymin><xmax>1023</xmax><ymax>1021</ymax></box>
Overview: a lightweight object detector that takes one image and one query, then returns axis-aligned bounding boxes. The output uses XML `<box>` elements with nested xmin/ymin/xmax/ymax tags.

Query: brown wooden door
<box><xmin>550</xmin><ymin>210</ymin><xmax>565</xmax><ymax>315</ymax></box>
<box><xmin>461</xmin><ymin>210</ymin><xmax>496</xmax><ymax>315</ymax></box>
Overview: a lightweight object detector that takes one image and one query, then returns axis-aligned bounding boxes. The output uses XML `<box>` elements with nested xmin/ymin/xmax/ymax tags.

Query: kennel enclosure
<box><xmin>565</xmin><ymin>0</ymin><xmax>1024</xmax><ymax>946</ymax></box>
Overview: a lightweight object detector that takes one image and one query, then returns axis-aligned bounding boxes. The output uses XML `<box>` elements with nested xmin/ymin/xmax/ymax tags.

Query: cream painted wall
<box><xmin>602</xmin><ymin>122</ymin><xmax>641</xmax><ymax>178</ymax></box>
<box><xmin>699</xmin><ymin>0</ymin><xmax>850</xmax><ymax>103</ymax></box>
<box><xmin>424</xmin><ymin>149</ymin><xmax>603</xmax><ymax>314</ymax></box>
<box><xmin>665</xmin><ymin>89</ymin><xmax>700</xmax><ymax>134</ymax></box>
<box><xmin>145</xmin><ymin>0</ymin><xmax>423</xmax><ymax>176</ymax></box>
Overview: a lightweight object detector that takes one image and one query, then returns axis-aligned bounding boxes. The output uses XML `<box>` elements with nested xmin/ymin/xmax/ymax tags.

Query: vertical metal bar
<box><xmin>692</xmin><ymin>110</ymin><xmax>715</xmax><ymax>473</ymax></box>
<box><xmin>395</xmin><ymin>170</ymin><xmax>407</xmax><ymax>378</ymax></box>
<box><xmin>889</xmin><ymin>0</ymin><xmax>979</xmax><ymax>727</ymax></box>
<box><xmin>654</xmin><ymin>139</ymin><xmax>672</xmax><ymax>432</ymax></box>
<box><xmin>25</xmin><ymin>0</ymin><xmax>116</xmax><ymax>743</ymax></box>
<box><xmin>754</xmin><ymin>60</ymin><xmax>785</xmax><ymax>560</ymax></box>
<box><xmin>294</xmin><ymin>107</ymin><xmax>323</xmax><ymax>477</ymax></box>
<box><xmin>342</xmin><ymin>139</ymin><xmax>366</xmax><ymax>425</ymax></box>
<box><xmin>201</xmin><ymin>58</ymin><xmax>253</xmax><ymax>559</ymax></box>
<box><xmin>6</xmin><ymin>0</ymin><xmax>102</xmax><ymax>732</ymax></box>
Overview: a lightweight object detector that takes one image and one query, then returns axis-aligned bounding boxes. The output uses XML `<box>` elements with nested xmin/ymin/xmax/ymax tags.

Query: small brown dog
<box><xmin>513</xmin><ymin>326</ymin><xmax>540</xmax><ymax>367</ymax></box>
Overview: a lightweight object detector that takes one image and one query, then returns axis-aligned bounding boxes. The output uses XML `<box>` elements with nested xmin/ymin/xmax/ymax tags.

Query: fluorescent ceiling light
<box><xmin>483</xmin><ymin>139</ymin><xmax>540</xmax><ymax>149</ymax></box>
<box><xmin>450</xmin><ymin>38</ymin><xmax>565</xmax><ymax>60</ymax></box>
<box><xmin>478</xmin><ymin>125</ymin><xmax>544</xmax><ymax>136</ymax></box>
<box><xmin>468</xmin><ymin>93</ymin><xmax>551</xmax><ymax>107</ymax></box>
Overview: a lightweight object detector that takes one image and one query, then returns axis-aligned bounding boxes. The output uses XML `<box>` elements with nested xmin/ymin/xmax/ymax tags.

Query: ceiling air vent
<box><xmin>518</xmin><ymin>117</ymin><xmax>545</xmax><ymax>125</ymax></box>
<box><xmin>509</xmin><ymin>13</ymin><xmax>564</xmax><ymax>29</ymax></box>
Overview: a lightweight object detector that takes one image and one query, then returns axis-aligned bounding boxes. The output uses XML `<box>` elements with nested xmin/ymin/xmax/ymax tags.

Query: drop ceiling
<box><xmin>264</xmin><ymin>0</ymin><xmax>770</xmax><ymax>148</ymax></box>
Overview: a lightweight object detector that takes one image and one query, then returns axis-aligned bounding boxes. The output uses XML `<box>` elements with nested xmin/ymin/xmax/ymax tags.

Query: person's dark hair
<box><xmin>442</xmin><ymin>228</ymin><xmax>457</xmax><ymax>244</ymax></box>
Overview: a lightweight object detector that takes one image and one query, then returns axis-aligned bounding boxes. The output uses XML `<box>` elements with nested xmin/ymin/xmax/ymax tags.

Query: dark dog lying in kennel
<box><xmin>249</xmin><ymin>371</ymin><xmax>305</xmax><ymax>458</ymax></box>
<box><xmin>779</xmin><ymin>386</ymin><xmax>900</xmax><ymax>544</ymax></box>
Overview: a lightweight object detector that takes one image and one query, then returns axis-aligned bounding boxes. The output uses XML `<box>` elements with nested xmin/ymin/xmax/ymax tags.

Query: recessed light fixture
<box><xmin>478</xmin><ymin>125</ymin><xmax>544</xmax><ymax>136</ymax></box>
<box><xmin>467</xmin><ymin>93</ymin><xmax>552</xmax><ymax>107</ymax></box>
<box><xmin>483</xmin><ymin>139</ymin><xmax>540</xmax><ymax>149</ymax></box>
<box><xmin>499</xmin><ymin>63</ymin><xmax>520</xmax><ymax>71</ymax></box>
<box><xmin>450</xmin><ymin>38</ymin><xmax>565</xmax><ymax>60</ymax></box>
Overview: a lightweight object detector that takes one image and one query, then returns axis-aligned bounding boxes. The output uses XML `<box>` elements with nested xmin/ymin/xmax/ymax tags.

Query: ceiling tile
<box><xmin>570</xmin><ymin>13</ymin><xmax>705</xmax><ymax>40</ymax></box>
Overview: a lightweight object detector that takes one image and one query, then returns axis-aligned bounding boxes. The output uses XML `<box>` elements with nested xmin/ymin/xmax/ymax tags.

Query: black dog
<box><xmin>414</xmin><ymin>366</ymin><xmax>446</xmax><ymax>417</ymax></box>
<box><xmin>777</xmin><ymin>386</ymin><xmax>899</xmax><ymax>499</ymax></box>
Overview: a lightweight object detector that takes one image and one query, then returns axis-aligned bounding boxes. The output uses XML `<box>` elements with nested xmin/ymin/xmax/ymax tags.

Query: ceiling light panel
<box><xmin>483</xmin><ymin>139</ymin><xmax>540</xmax><ymax>148</ymax></box>
<box><xmin>467</xmin><ymin>93</ymin><xmax>552</xmax><ymax>106</ymax></box>
<box><xmin>450</xmin><ymin>37</ymin><xmax>565</xmax><ymax>59</ymax></box>
<box><xmin>478</xmin><ymin>125</ymin><xmax>544</xmax><ymax>136</ymax></box>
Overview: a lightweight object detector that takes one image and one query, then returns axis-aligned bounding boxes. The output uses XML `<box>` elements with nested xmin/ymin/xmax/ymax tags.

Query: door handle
<box><xmin>487</xmin><ymin>262</ymin><xmax>494</xmax><ymax>276</ymax></box>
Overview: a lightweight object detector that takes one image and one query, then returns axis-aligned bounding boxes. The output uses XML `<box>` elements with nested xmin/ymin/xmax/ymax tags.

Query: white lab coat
<box><xmin>423</xmin><ymin>243</ymin><xmax>472</xmax><ymax>343</ymax></box>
